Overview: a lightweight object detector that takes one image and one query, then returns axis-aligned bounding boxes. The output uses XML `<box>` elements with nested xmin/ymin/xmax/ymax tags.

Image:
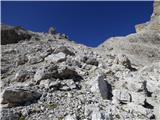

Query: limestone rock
<box><xmin>39</xmin><ymin>79</ymin><xmax>51</xmax><ymax>88</ymax></box>
<box><xmin>48</xmin><ymin>27</ymin><xmax>56</xmax><ymax>34</ymax></box>
<box><xmin>112</xmin><ymin>89</ymin><xmax>131</xmax><ymax>104</ymax></box>
<box><xmin>27</xmin><ymin>54</ymin><xmax>43</xmax><ymax>64</ymax></box>
<box><xmin>114</xmin><ymin>54</ymin><xmax>132</xmax><ymax>69</ymax></box>
<box><xmin>34</xmin><ymin>64</ymin><xmax>58</xmax><ymax>82</ymax></box>
<box><xmin>127</xmin><ymin>103</ymin><xmax>153</xmax><ymax>117</ymax></box>
<box><xmin>45</xmin><ymin>52</ymin><xmax>66</xmax><ymax>63</ymax></box>
<box><xmin>91</xmin><ymin>111</ymin><xmax>107</xmax><ymax>120</ymax></box>
<box><xmin>89</xmin><ymin>74</ymin><xmax>112</xmax><ymax>100</ymax></box>
<box><xmin>131</xmin><ymin>92</ymin><xmax>145</xmax><ymax>105</ymax></box>
<box><xmin>1</xmin><ymin>1</ymin><xmax>160</xmax><ymax>120</ymax></box>
<box><xmin>135</xmin><ymin>0</ymin><xmax>160</xmax><ymax>32</ymax></box>
<box><xmin>64</xmin><ymin>114</ymin><xmax>77</xmax><ymax>120</ymax></box>
<box><xmin>81</xmin><ymin>56</ymin><xmax>98</xmax><ymax>66</ymax></box>
<box><xmin>1</xmin><ymin>86</ymin><xmax>41</xmax><ymax>107</ymax></box>
<box><xmin>153</xmin><ymin>0</ymin><xmax>160</xmax><ymax>17</ymax></box>
<box><xmin>54</xmin><ymin>46</ymin><xmax>75</xmax><ymax>56</ymax></box>
<box><xmin>14</xmin><ymin>69</ymin><xmax>34</xmax><ymax>82</ymax></box>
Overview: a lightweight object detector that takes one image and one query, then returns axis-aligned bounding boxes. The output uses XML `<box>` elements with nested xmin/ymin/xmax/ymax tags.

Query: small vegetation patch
<box><xmin>47</xmin><ymin>103</ymin><xmax>58</xmax><ymax>110</ymax></box>
<box><xmin>19</xmin><ymin>115</ymin><xmax>25</xmax><ymax>120</ymax></box>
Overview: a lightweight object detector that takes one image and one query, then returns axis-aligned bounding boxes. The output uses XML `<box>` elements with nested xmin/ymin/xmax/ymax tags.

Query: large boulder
<box><xmin>1</xmin><ymin>86</ymin><xmax>41</xmax><ymax>107</ymax></box>
<box><xmin>89</xmin><ymin>74</ymin><xmax>112</xmax><ymax>100</ymax></box>
<box><xmin>34</xmin><ymin>64</ymin><xmax>81</xmax><ymax>83</ymax></box>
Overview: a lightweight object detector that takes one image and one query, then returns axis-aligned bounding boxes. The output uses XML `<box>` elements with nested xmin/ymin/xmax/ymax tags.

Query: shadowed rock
<box><xmin>1</xmin><ymin>86</ymin><xmax>41</xmax><ymax>107</ymax></box>
<box><xmin>1</xmin><ymin>24</ymin><xmax>32</xmax><ymax>45</ymax></box>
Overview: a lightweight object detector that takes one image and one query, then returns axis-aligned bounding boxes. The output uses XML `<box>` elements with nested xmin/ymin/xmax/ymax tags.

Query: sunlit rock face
<box><xmin>99</xmin><ymin>0</ymin><xmax>160</xmax><ymax>67</ymax></box>
<box><xmin>135</xmin><ymin>0</ymin><xmax>160</xmax><ymax>32</ymax></box>
<box><xmin>153</xmin><ymin>0</ymin><xmax>160</xmax><ymax>17</ymax></box>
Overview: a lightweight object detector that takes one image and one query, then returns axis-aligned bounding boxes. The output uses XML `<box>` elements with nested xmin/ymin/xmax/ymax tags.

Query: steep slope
<box><xmin>98</xmin><ymin>1</ymin><xmax>160</xmax><ymax>67</ymax></box>
<box><xmin>1</xmin><ymin>1</ymin><xmax>160</xmax><ymax>120</ymax></box>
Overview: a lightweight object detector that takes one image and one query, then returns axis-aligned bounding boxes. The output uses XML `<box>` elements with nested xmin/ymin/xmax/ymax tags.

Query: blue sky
<box><xmin>1</xmin><ymin>1</ymin><xmax>153</xmax><ymax>47</ymax></box>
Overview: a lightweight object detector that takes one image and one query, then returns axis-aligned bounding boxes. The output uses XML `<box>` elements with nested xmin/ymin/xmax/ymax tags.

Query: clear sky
<box><xmin>1</xmin><ymin>1</ymin><xmax>153</xmax><ymax>47</ymax></box>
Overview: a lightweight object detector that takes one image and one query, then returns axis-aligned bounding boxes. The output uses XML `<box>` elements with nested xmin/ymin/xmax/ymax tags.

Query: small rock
<box><xmin>131</xmin><ymin>92</ymin><xmax>145</xmax><ymax>105</ymax></box>
<box><xmin>16</xmin><ymin>54</ymin><xmax>28</xmax><ymax>66</ymax></box>
<box><xmin>27</xmin><ymin>54</ymin><xmax>43</xmax><ymax>64</ymax></box>
<box><xmin>57</xmin><ymin>65</ymin><xmax>80</xmax><ymax>79</ymax></box>
<box><xmin>21</xmin><ymin>108</ymin><xmax>31</xmax><ymax>116</ymax></box>
<box><xmin>154</xmin><ymin>104</ymin><xmax>160</xmax><ymax>120</ymax></box>
<box><xmin>127</xmin><ymin>103</ymin><xmax>151</xmax><ymax>116</ymax></box>
<box><xmin>60</xmin><ymin>79</ymin><xmax>77</xmax><ymax>90</ymax></box>
<box><xmin>49</xmin><ymin>81</ymin><xmax>60</xmax><ymax>89</ymax></box>
<box><xmin>39</xmin><ymin>79</ymin><xmax>51</xmax><ymax>88</ymax></box>
<box><xmin>126</xmin><ymin>79</ymin><xmax>144</xmax><ymax>92</ymax></box>
<box><xmin>82</xmin><ymin>56</ymin><xmax>98</xmax><ymax>66</ymax></box>
<box><xmin>34</xmin><ymin>64</ymin><xmax>58</xmax><ymax>82</ymax></box>
<box><xmin>45</xmin><ymin>52</ymin><xmax>66</xmax><ymax>63</ymax></box>
<box><xmin>114</xmin><ymin>54</ymin><xmax>132</xmax><ymax>69</ymax></box>
<box><xmin>112</xmin><ymin>89</ymin><xmax>131</xmax><ymax>104</ymax></box>
<box><xmin>91</xmin><ymin>108</ymin><xmax>112</xmax><ymax>120</ymax></box>
<box><xmin>0</xmin><ymin>109</ymin><xmax>19</xmax><ymax>120</ymax></box>
<box><xmin>54</xmin><ymin>46</ymin><xmax>75</xmax><ymax>56</ymax></box>
<box><xmin>64</xmin><ymin>114</ymin><xmax>77</xmax><ymax>120</ymax></box>
<box><xmin>15</xmin><ymin>70</ymin><xmax>33</xmax><ymax>82</ymax></box>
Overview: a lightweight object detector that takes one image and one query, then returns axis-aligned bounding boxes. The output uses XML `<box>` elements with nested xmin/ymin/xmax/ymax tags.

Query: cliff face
<box><xmin>1</xmin><ymin>1</ymin><xmax>160</xmax><ymax>120</ymax></box>
<box><xmin>135</xmin><ymin>0</ymin><xmax>160</xmax><ymax>32</ymax></box>
<box><xmin>99</xmin><ymin>1</ymin><xmax>160</xmax><ymax>67</ymax></box>
<box><xmin>153</xmin><ymin>0</ymin><xmax>160</xmax><ymax>17</ymax></box>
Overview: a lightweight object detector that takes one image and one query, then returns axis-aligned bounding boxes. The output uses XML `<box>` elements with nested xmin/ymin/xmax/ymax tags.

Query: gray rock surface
<box><xmin>1</xmin><ymin>1</ymin><xmax>160</xmax><ymax>120</ymax></box>
<box><xmin>1</xmin><ymin>86</ymin><xmax>41</xmax><ymax>107</ymax></box>
<box><xmin>45</xmin><ymin>52</ymin><xmax>66</xmax><ymax>63</ymax></box>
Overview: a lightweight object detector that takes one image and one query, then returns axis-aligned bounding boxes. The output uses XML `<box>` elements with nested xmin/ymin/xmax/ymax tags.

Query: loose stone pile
<box><xmin>1</xmin><ymin>1</ymin><xmax>160</xmax><ymax>120</ymax></box>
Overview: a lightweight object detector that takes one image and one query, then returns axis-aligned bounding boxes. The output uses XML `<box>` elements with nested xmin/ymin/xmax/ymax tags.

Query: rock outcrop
<box><xmin>98</xmin><ymin>1</ymin><xmax>160</xmax><ymax>67</ymax></box>
<box><xmin>1</xmin><ymin>1</ymin><xmax>160</xmax><ymax>120</ymax></box>
<box><xmin>1</xmin><ymin>24</ymin><xmax>32</xmax><ymax>45</ymax></box>
<box><xmin>135</xmin><ymin>0</ymin><xmax>160</xmax><ymax>32</ymax></box>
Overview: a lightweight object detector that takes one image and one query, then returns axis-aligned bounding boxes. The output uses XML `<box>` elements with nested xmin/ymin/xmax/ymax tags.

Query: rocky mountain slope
<box><xmin>1</xmin><ymin>1</ymin><xmax>160</xmax><ymax>120</ymax></box>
